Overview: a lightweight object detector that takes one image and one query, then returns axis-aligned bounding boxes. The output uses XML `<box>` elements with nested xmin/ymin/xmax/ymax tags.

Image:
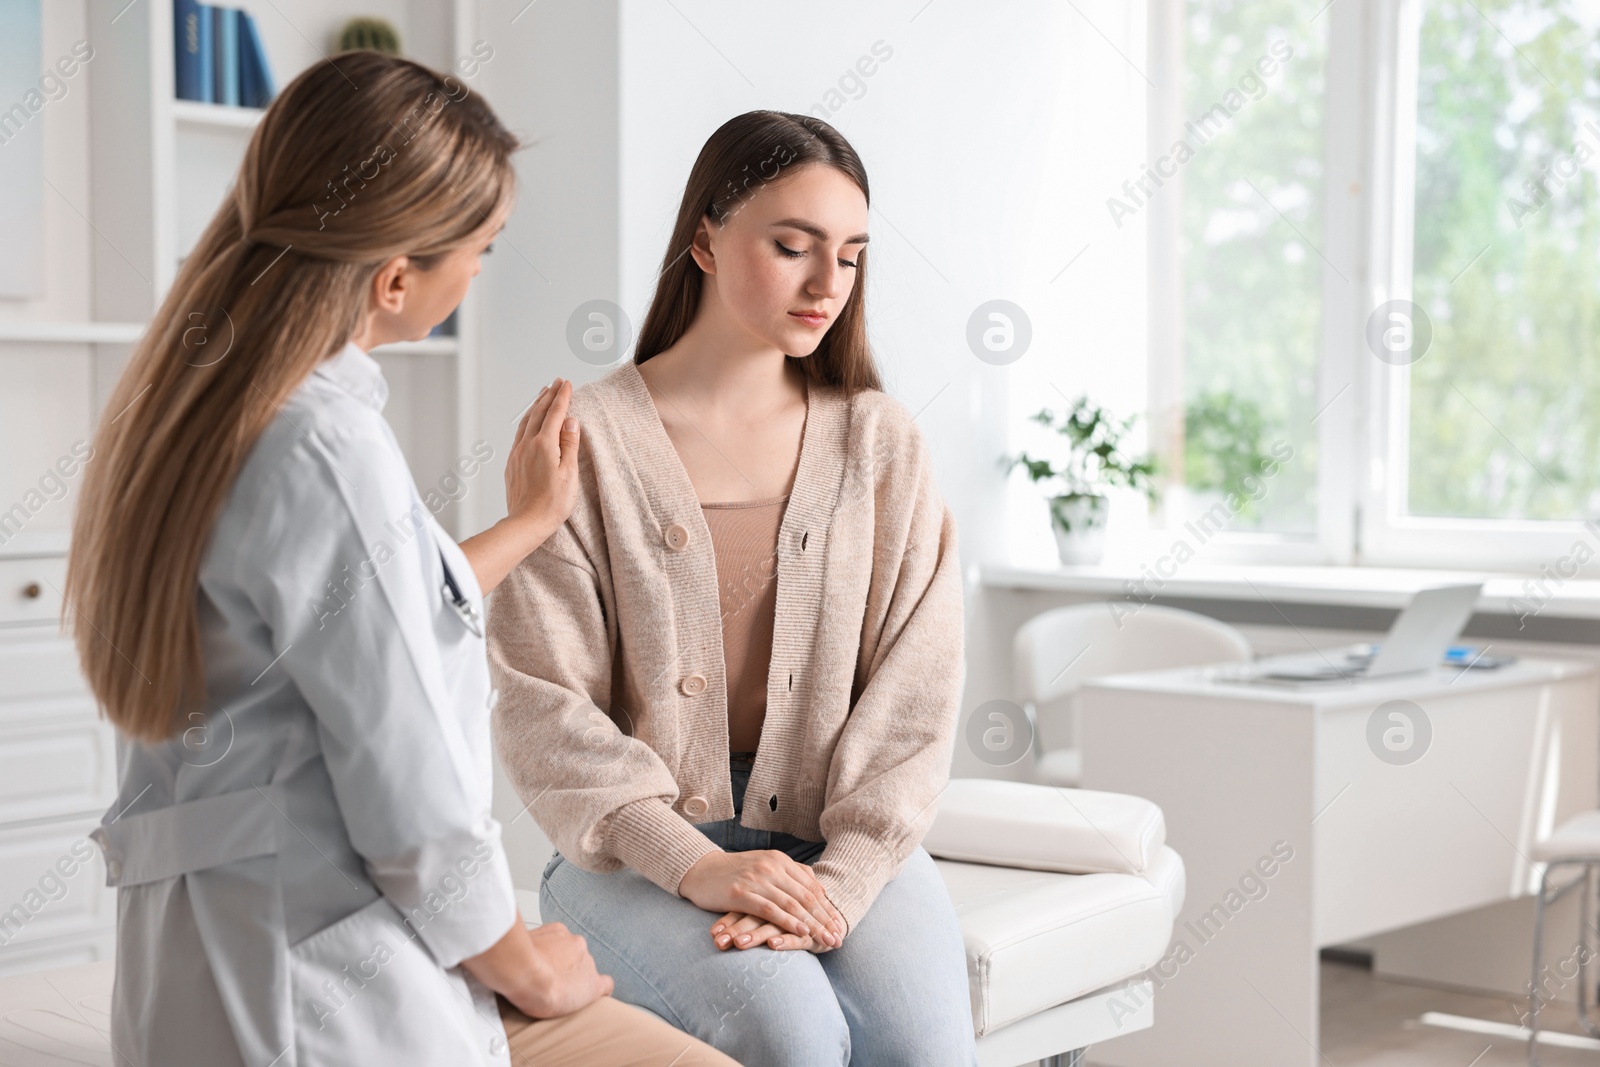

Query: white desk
<box><xmin>1078</xmin><ymin>658</ymin><xmax>1599</xmax><ymax>1067</ymax></box>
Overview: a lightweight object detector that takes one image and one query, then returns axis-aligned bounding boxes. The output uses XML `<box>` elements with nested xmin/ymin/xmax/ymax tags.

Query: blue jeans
<box><xmin>540</xmin><ymin>755</ymin><xmax>978</xmax><ymax>1067</ymax></box>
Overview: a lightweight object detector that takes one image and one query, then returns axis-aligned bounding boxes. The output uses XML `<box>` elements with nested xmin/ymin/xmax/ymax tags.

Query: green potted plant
<box><xmin>1178</xmin><ymin>391</ymin><xmax>1276</xmax><ymax>523</ymax></box>
<box><xmin>338</xmin><ymin>17</ymin><xmax>402</xmax><ymax>55</ymax></box>
<box><xmin>1005</xmin><ymin>397</ymin><xmax>1156</xmax><ymax>564</ymax></box>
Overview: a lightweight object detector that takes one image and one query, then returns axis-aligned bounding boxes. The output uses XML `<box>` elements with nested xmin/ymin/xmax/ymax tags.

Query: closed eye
<box><xmin>775</xmin><ymin>240</ymin><xmax>858</xmax><ymax>269</ymax></box>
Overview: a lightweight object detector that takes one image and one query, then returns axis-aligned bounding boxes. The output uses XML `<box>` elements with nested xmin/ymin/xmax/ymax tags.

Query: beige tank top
<box><xmin>700</xmin><ymin>493</ymin><xmax>789</xmax><ymax>753</ymax></box>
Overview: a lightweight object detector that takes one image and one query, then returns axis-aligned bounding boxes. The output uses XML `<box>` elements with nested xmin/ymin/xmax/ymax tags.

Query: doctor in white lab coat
<box><xmin>91</xmin><ymin>345</ymin><xmax>589</xmax><ymax>1066</ymax></box>
<box><xmin>67</xmin><ymin>52</ymin><xmax>738</xmax><ymax>1067</ymax></box>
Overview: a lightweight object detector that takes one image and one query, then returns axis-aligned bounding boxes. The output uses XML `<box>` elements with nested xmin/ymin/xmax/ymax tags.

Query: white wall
<box><xmin>475</xmin><ymin>0</ymin><xmax>622</xmax><ymax>484</ymax></box>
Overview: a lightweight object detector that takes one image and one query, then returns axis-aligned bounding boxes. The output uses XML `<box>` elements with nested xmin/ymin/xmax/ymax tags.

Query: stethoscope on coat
<box><xmin>438</xmin><ymin>549</ymin><xmax>484</xmax><ymax>637</ymax></box>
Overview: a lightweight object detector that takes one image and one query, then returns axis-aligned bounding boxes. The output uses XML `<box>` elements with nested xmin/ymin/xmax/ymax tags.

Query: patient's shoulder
<box><xmin>569</xmin><ymin>361</ymin><xmax>637</xmax><ymax>417</ymax></box>
<box><xmin>840</xmin><ymin>386</ymin><xmax>932</xmax><ymax>476</ymax></box>
<box><xmin>845</xmin><ymin>386</ymin><xmax>918</xmax><ymax>436</ymax></box>
<box><xmin>563</xmin><ymin>363</ymin><xmax>651</xmax><ymax>456</ymax></box>
<box><xmin>543</xmin><ymin>367</ymin><xmax>638</xmax><ymax>559</ymax></box>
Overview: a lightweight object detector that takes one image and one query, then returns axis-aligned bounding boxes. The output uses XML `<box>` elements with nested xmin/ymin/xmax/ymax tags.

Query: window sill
<box><xmin>981</xmin><ymin>561</ymin><xmax>1600</xmax><ymax>622</ymax></box>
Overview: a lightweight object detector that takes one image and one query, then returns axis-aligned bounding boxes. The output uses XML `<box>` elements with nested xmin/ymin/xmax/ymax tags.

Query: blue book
<box><xmin>237</xmin><ymin>19</ymin><xmax>256</xmax><ymax>106</ymax></box>
<box><xmin>213</xmin><ymin>7</ymin><xmax>240</xmax><ymax>107</ymax></box>
<box><xmin>237</xmin><ymin>12</ymin><xmax>275</xmax><ymax>107</ymax></box>
<box><xmin>173</xmin><ymin>0</ymin><xmax>212</xmax><ymax>103</ymax></box>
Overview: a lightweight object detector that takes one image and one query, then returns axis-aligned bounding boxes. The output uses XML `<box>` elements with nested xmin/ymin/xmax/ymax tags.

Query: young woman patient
<box><xmin>488</xmin><ymin>110</ymin><xmax>975</xmax><ymax>1066</ymax></box>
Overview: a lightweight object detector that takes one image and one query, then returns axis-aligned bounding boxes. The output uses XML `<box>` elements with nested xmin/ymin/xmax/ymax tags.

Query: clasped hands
<box><xmin>679</xmin><ymin>849</ymin><xmax>847</xmax><ymax>954</ymax></box>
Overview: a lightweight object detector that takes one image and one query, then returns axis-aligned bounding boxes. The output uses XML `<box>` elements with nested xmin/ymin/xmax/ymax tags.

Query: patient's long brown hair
<box><xmin>67</xmin><ymin>52</ymin><xmax>519</xmax><ymax>742</ymax></box>
<box><xmin>634</xmin><ymin>110</ymin><xmax>882</xmax><ymax>394</ymax></box>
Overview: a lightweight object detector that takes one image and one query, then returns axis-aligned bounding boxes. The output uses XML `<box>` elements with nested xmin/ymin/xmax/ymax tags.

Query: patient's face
<box><xmin>697</xmin><ymin>163</ymin><xmax>869</xmax><ymax>358</ymax></box>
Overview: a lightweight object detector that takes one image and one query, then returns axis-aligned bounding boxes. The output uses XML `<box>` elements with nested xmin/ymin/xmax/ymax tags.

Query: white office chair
<box><xmin>1528</xmin><ymin>811</ymin><xmax>1600</xmax><ymax>1064</ymax></box>
<box><xmin>1014</xmin><ymin>603</ymin><xmax>1252</xmax><ymax>786</ymax></box>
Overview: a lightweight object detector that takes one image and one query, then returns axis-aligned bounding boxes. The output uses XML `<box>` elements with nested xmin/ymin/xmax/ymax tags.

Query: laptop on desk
<box><xmin>1240</xmin><ymin>582</ymin><xmax>1485</xmax><ymax>684</ymax></box>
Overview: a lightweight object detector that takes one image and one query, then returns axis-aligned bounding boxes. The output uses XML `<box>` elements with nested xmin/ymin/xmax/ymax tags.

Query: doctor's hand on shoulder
<box><xmin>460</xmin><ymin>378</ymin><xmax>581</xmax><ymax>594</ymax></box>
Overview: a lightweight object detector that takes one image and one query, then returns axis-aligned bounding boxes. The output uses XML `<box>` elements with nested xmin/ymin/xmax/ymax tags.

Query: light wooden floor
<box><xmin>1319</xmin><ymin>958</ymin><xmax>1598</xmax><ymax>1066</ymax></box>
<box><xmin>1086</xmin><ymin>959</ymin><xmax>1600</xmax><ymax>1066</ymax></box>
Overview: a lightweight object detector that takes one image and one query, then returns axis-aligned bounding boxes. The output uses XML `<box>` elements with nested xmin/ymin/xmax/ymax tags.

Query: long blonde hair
<box><xmin>67</xmin><ymin>52</ymin><xmax>519</xmax><ymax>742</ymax></box>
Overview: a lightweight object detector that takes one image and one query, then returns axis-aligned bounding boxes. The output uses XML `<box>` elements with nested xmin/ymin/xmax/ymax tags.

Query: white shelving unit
<box><xmin>171</xmin><ymin>97</ymin><xmax>264</xmax><ymax>130</ymax></box>
<box><xmin>0</xmin><ymin>322</ymin><xmax>144</xmax><ymax>344</ymax></box>
<box><xmin>86</xmin><ymin>0</ymin><xmax>483</xmax><ymax>535</ymax></box>
<box><xmin>0</xmin><ymin>0</ymin><xmax>483</xmax><ymax>975</ymax></box>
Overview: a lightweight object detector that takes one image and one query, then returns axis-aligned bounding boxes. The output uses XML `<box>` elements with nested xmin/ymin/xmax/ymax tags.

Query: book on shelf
<box><xmin>212</xmin><ymin>7</ymin><xmax>239</xmax><ymax>107</ymax></box>
<box><xmin>175</xmin><ymin>2</ymin><xmax>275</xmax><ymax>109</ymax></box>
<box><xmin>237</xmin><ymin>14</ymin><xmax>276</xmax><ymax>107</ymax></box>
<box><xmin>174</xmin><ymin>0</ymin><xmax>211</xmax><ymax>103</ymax></box>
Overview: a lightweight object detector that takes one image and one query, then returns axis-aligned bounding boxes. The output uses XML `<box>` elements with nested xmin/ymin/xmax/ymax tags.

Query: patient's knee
<box><xmin>702</xmin><ymin>948</ymin><xmax>848</xmax><ymax>1066</ymax></box>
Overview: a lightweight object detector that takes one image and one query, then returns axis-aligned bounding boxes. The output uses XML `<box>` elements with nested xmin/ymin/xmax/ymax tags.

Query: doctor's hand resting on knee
<box><xmin>69</xmin><ymin>50</ymin><xmax>739</xmax><ymax>1067</ymax></box>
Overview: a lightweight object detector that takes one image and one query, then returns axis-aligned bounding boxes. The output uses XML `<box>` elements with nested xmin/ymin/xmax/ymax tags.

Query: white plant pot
<box><xmin>1048</xmin><ymin>494</ymin><xmax>1109</xmax><ymax>565</ymax></box>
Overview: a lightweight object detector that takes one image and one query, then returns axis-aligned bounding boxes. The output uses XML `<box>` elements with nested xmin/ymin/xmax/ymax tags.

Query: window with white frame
<box><xmin>1143</xmin><ymin>0</ymin><xmax>1329</xmax><ymax>550</ymax></box>
<box><xmin>1145</xmin><ymin>0</ymin><xmax>1600</xmax><ymax>572</ymax></box>
<box><xmin>1362</xmin><ymin>0</ymin><xmax>1600</xmax><ymax>570</ymax></box>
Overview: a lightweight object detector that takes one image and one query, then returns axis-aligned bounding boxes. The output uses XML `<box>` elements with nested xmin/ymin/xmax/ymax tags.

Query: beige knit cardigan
<box><xmin>486</xmin><ymin>360</ymin><xmax>964</xmax><ymax>933</ymax></box>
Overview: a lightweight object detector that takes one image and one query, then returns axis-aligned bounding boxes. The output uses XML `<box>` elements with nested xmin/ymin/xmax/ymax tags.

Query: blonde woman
<box><xmin>68</xmin><ymin>52</ymin><xmax>737</xmax><ymax>1067</ymax></box>
<box><xmin>489</xmin><ymin>111</ymin><xmax>975</xmax><ymax>1065</ymax></box>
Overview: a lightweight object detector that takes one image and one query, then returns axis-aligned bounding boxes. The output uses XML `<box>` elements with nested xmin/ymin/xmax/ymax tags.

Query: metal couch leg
<box><xmin>1042</xmin><ymin>1050</ymin><xmax>1085</xmax><ymax>1067</ymax></box>
<box><xmin>1578</xmin><ymin>866</ymin><xmax>1600</xmax><ymax>1038</ymax></box>
<box><xmin>1531</xmin><ymin>864</ymin><xmax>1551</xmax><ymax>1067</ymax></box>
<box><xmin>1530</xmin><ymin>860</ymin><xmax>1596</xmax><ymax>1066</ymax></box>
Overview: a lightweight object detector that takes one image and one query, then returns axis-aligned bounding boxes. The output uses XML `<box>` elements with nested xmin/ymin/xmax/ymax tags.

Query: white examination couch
<box><xmin>0</xmin><ymin>779</ymin><xmax>1183</xmax><ymax>1066</ymax></box>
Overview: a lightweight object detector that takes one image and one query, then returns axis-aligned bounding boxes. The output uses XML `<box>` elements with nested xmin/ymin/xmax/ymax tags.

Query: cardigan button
<box><xmin>680</xmin><ymin>673</ymin><xmax>707</xmax><ymax>696</ymax></box>
<box><xmin>664</xmin><ymin>523</ymin><xmax>691</xmax><ymax>550</ymax></box>
<box><xmin>683</xmin><ymin>796</ymin><xmax>710</xmax><ymax>817</ymax></box>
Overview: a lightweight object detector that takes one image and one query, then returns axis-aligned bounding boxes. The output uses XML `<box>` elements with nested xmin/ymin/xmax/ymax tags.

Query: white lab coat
<box><xmin>90</xmin><ymin>342</ymin><xmax>519</xmax><ymax>1066</ymax></box>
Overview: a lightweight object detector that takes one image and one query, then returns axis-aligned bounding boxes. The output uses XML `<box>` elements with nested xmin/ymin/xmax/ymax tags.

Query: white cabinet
<box><xmin>0</xmin><ymin>548</ymin><xmax>117</xmax><ymax>974</ymax></box>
